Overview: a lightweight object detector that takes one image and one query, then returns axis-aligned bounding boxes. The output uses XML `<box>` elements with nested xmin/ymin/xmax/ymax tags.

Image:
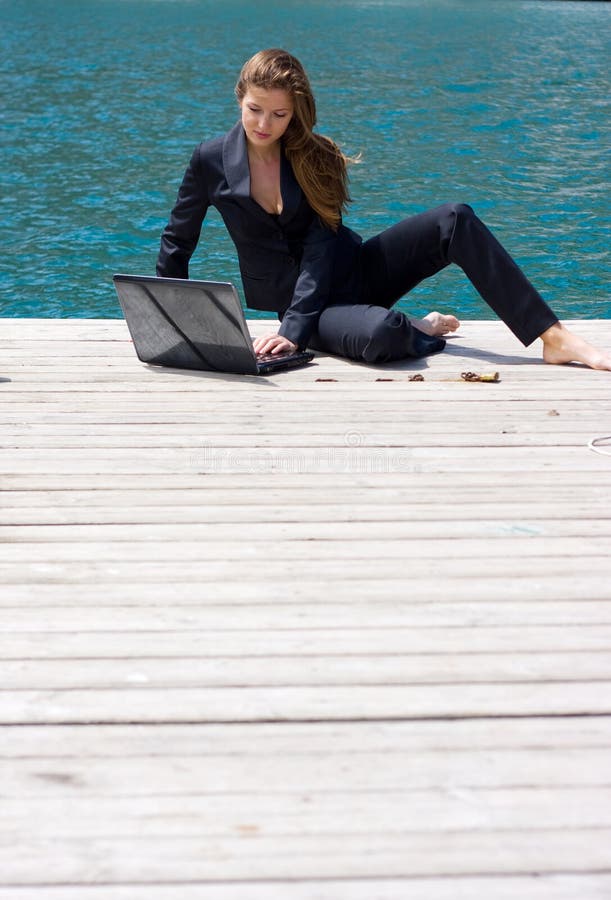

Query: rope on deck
<box><xmin>588</xmin><ymin>435</ymin><xmax>611</xmax><ymax>456</ymax></box>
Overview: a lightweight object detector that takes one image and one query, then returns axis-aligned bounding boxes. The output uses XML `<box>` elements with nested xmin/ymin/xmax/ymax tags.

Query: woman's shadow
<box><xmin>335</xmin><ymin>335</ymin><xmax>540</xmax><ymax>375</ymax></box>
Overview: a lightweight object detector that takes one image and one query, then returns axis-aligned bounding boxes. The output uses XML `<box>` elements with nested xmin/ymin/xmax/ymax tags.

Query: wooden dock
<box><xmin>1</xmin><ymin>317</ymin><xmax>611</xmax><ymax>898</ymax></box>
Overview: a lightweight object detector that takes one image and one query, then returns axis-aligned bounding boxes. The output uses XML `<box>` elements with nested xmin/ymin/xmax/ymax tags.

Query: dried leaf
<box><xmin>461</xmin><ymin>371</ymin><xmax>500</xmax><ymax>383</ymax></box>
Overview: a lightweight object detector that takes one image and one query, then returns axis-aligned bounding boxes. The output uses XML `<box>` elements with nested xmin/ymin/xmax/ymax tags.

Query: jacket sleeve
<box><xmin>156</xmin><ymin>146</ymin><xmax>210</xmax><ymax>278</ymax></box>
<box><xmin>277</xmin><ymin>217</ymin><xmax>337</xmax><ymax>349</ymax></box>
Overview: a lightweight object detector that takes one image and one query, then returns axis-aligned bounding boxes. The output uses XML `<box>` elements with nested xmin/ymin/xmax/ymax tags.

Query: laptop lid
<box><xmin>113</xmin><ymin>274</ymin><xmax>261</xmax><ymax>375</ymax></box>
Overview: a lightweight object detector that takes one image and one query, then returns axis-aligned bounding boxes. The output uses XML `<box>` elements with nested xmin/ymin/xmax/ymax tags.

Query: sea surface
<box><xmin>2</xmin><ymin>0</ymin><xmax>609</xmax><ymax>319</ymax></box>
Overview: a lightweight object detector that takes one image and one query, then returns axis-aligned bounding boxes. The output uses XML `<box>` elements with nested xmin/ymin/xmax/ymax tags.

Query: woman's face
<box><xmin>240</xmin><ymin>87</ymin><xmax>294</xmax><ymax>150</ymax></box>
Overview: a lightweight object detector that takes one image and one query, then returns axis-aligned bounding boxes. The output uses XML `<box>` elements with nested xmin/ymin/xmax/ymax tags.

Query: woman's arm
<box><xmin>157</xmin><ymin>146</ymin><xmax>210</xmax><ymax>279</ymax></box>
<box><xmin>275</xmin><ymin>216</ymin><xmax>337</xmax><ymax>349</ymax></box>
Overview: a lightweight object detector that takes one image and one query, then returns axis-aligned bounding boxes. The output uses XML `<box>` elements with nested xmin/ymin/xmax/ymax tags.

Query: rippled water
<box><xmin>2</xmin><ymin>0</ymin><xmax>609</xmax><ymax>318</ymax></box>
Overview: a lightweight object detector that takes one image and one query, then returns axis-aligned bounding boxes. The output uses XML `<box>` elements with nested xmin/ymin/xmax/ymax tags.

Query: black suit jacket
<box><xmin>156</xmin><ymin>121</ymin><xmax>362</xmax><ymax>348</ymax></box>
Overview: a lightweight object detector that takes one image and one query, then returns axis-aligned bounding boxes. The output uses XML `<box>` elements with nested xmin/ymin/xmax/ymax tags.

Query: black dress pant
<box><xmin>305</xmin><ymin>203</ymin><xmax>558</xmax><ymax>363</ymax></box>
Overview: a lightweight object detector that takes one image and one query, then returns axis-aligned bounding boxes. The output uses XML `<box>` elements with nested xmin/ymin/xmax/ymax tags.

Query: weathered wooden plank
<box><xmin>2</xmin><ymin>382</ymin><xmax>611</xmax><ymax>403</ymax></box>
<box><xmin>2</xmin><ymin>520</ymin><xmax>611</xmax><ymax>545</ymax></box>
<box><xmin>2</xmin><ymin>419</ymin><xmax>595</xmax><ymax>437</ymax></box>
<box><xmin>3</xmin><ymin>650</ymin><xmax>610</xmax><ymax>690</ymax></box>
<box><xmin>0</xmin><ymin>874</ymin><xmax>609</xmax><ymax>900</ymax></box>
<box><xmin>0</xmin><ymin>744</ymin><xmax>609</xmax><ymax>796</ymax></box>
<box><xmin>4</xmin><ymin>718</ymin><xmax>610</xmax><ymax>757</ymax></box>
<box><xmin>2</xmin><ymin>504</ymin><xmax>608</xmax><ymax>529</ymax></box>
<box><xmin>2</xmin><ymin>410</ymin><xmax>608</xmax><ymax>430</ymax></box>
<box><xmin>3</xmin><ymin>625</ymin><xmax>608</xmax><ymax>660</ymax></box>
<box><xmin>2</xmin><ymin>402</ymin><xmax>605</xmax><ymax>419</ymax></box>
<box><xmin>3</xmin><ymin>787</ymin><xmax>611</xmax><ymax>836</ymax></box>
<box><xmin>3</xmin><ymin>383</ymin><xmax>608</xmax><ymax>400</ymax></box>
<box><xmin>1</xmin><ymin>381</ymin><xmax>597</xmax><ymax>397</ymax></box>
<box><xmin>2</xmin><ymin>373</ymin><xmax>608</xmax><ymax>393</ymax></box>
<box><xmin>3</xmin><ymin>577</ymin><xmax>611</xmax><ymax>606</ymax></box>
<box><xmin>5</xmin><ymin>516</ymin><xmax>605</xmax><ymax>542</ymax></box>
<box><xmin>2</xmin><ymin>600</ymin><xmax>611</xmax><ymax>632</ymax></box>
<box><xmin>3</xmin><ymin>492</ymin><xmax>608</xmax><ymax>517</ymax></box>
<box><xmin>2</xmin><ymin>546</ymin><xmax>602</xmax><ymax>576</ymax></box>
<box><xmin>2</xmin><ymin>681</ymin><xmax>611</xmax><ymax>724</ymax></box>
<box><xmin>2</xmin><ymin>555</ymin><xmax>610</xmax><ymax>585</ymax></box>
<box><xmin>3</xmin><ymin>471</ymin><xmax>611</xmax><ymax>490</ymax></box>
<box><xmin>3</xmin><ymin>429</ymin><xmax>604</xmax><ymax>448</ymax></box>
<box><xmin>4</xmin><ymin>746</ymin><xmax>611</xmax><ymax>794</ymax></box>
<box><xmin>6</xmin><ymin>410</ymin><xmax>603</xmax><ymax>424</ymax></box>
<box><xmin>1</xmin><ymin>828</ymin><xmax>611</xmax><ymax>883</ymax></box>
<box><xmin>0</xmin><ymin>451</ymin><xmax>607</xmax><ymax>476</ymax></box>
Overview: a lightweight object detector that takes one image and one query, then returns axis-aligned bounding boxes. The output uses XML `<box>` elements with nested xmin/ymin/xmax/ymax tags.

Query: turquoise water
<box><xmin>2</xmin><ymin>0</ymin><xmax>609</xmax><ymax>319</ymax></box>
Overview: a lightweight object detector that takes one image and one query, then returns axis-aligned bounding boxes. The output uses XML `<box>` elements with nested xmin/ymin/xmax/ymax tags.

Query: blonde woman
<box><xmin>157</xmin><ymin>49</ymin><xmax>611</xmax><ymax>370</ymax></box>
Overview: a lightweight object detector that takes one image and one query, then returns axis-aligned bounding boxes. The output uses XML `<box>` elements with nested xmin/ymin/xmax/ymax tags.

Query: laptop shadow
<box><xmin>143</xmin><ymin>362</ymin><xmax>318</xmax><ymax>384</ymax></box>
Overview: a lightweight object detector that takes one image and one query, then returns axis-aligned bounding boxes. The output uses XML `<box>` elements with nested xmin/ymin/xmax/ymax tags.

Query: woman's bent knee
<box><xmin>435</xmin><ymin>202</ymin><xmax>478</xmax><ymax>262</ymax></box>
<box><xmin>439</xmin><ymin>201</ymin><xmax>475</xmax><ymax>218</ymax></box>
<box><xmin>438</xmin><ymin>202</ymin><xmax>477</xmax><ymax>233</ymax></box>
<box><xmin>362</xmin><ymin>309</ymin><xmax>410</xmax><ymax>363</ymax></box>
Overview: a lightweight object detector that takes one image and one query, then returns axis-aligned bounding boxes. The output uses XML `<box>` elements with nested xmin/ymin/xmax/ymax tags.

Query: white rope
<box><xmin>588</xmin><ymin>435</ymin><xmax>611</xmax><ymax>456</ymax></box>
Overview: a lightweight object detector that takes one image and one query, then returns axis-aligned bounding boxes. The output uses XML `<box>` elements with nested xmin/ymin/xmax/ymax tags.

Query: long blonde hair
<box><xmin>235</xmin><ymin>49</ymin><xmax>352</xmax><ymax>231</ymax></box>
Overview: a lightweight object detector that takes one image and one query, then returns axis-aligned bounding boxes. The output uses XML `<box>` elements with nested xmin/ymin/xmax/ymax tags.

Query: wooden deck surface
<box><xmin>1</xmin><ymin>317</ymin><xmax>611</xmax><ymax>898</ymax></box>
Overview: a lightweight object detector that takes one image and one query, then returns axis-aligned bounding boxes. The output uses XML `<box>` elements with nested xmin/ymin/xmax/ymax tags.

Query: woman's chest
<box><xmin>248</xmin><ymin>154</ymin><xmax>283</xmax><ymax>215</ymax></box>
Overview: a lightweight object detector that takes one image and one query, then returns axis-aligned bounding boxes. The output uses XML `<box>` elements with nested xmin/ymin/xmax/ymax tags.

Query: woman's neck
<box><xmin>247</xmin><ymin>141</ymin><xmax>281</xmax><ymax>165</ymax></box>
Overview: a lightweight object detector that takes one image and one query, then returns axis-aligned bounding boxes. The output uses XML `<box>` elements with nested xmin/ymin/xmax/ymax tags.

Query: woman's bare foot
<box><xmin>411</xmin><ymin>311</ymin><xmax>460</xmax><ymax>336</ymax></box>
<box><xmin>541</xmin><ymin>322</ymin><xmax>611</xmax><ymax>370</ymax></box>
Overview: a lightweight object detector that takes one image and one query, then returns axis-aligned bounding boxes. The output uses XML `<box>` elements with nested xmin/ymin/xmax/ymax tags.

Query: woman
<box><xmin>157</xmin><ymin>49</ymin><xmax>611</xmax><ymax>370</ymax></box>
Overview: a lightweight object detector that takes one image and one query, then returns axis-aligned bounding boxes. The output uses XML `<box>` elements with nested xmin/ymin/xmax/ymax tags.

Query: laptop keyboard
<box><xmin>255</xmin><ymin>350</ymin><xmax>298</xmax><ymax>363</ymax></box>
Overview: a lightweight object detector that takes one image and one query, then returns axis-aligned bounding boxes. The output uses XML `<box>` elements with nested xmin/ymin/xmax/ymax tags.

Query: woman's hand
<box><xmin>253</xmin><ymin>332</ymin><xmax>298</xmax><ymax>356</ymax></box>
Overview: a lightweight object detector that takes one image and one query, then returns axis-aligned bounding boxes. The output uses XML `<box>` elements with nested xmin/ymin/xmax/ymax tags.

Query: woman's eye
<box><xmin>274</xmin><ymin>113</ymin><xmax>287</xmax><ymax>119</ymax></box>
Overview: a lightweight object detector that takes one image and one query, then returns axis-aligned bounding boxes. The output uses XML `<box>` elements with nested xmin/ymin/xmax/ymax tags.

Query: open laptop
<box><xmin>112</xmin><ymin>274</ymin><xmax>315</xmax><ymax>375</ymax></box>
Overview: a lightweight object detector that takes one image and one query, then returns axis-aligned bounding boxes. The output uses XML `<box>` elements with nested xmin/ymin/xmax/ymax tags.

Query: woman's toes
<box><xmin>423</xmin><ymin>312</ymin><xmax>460</xmax><ymax>336</ymax></box>
<box><xmin>438</xmin><ymin>314</ymin><xmax>460</xmax><ymax>333</ymax></box>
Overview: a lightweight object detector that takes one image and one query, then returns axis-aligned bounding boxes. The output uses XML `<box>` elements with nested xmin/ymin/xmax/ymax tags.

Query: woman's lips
<box><xmin>254</xmin><ymin>131</ymin><xmax>271</xmax><ymax>139</ymax></box>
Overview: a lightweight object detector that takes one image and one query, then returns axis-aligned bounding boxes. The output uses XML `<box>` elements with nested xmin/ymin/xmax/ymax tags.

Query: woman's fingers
<box><xmin>253</xmin><ymin>333</ymin><xmax>297</xmax><ymax>355</ymax></box>
<box><xmin>252</xmin><ymin>334</ymin><xmax>273</xmax><ymax>354</ymax></box>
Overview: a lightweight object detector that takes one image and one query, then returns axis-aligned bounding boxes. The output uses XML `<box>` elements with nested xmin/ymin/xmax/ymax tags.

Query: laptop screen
<box><xmin>114</xmin><ymin>275</ymin><xmax>260</xmax><ymax>374</ymax></box>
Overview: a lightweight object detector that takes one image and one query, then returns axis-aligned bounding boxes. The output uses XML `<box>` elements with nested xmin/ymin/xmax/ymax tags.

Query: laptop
<box><xmin>112</xmin><ymin>274</ymin><xmax>315</xmax><ymax>375</ymax></box>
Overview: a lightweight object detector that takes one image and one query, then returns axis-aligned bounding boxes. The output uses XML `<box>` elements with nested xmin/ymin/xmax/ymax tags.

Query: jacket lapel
<box><xmin>222</xmin><ymin>121</ymin><xmax>303</xmax><ymax>227</ymax></box>
<box><xmin>222</xmin><ymin>121</ymin><xmax>252</xmax><ymax>200</ymax></box>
